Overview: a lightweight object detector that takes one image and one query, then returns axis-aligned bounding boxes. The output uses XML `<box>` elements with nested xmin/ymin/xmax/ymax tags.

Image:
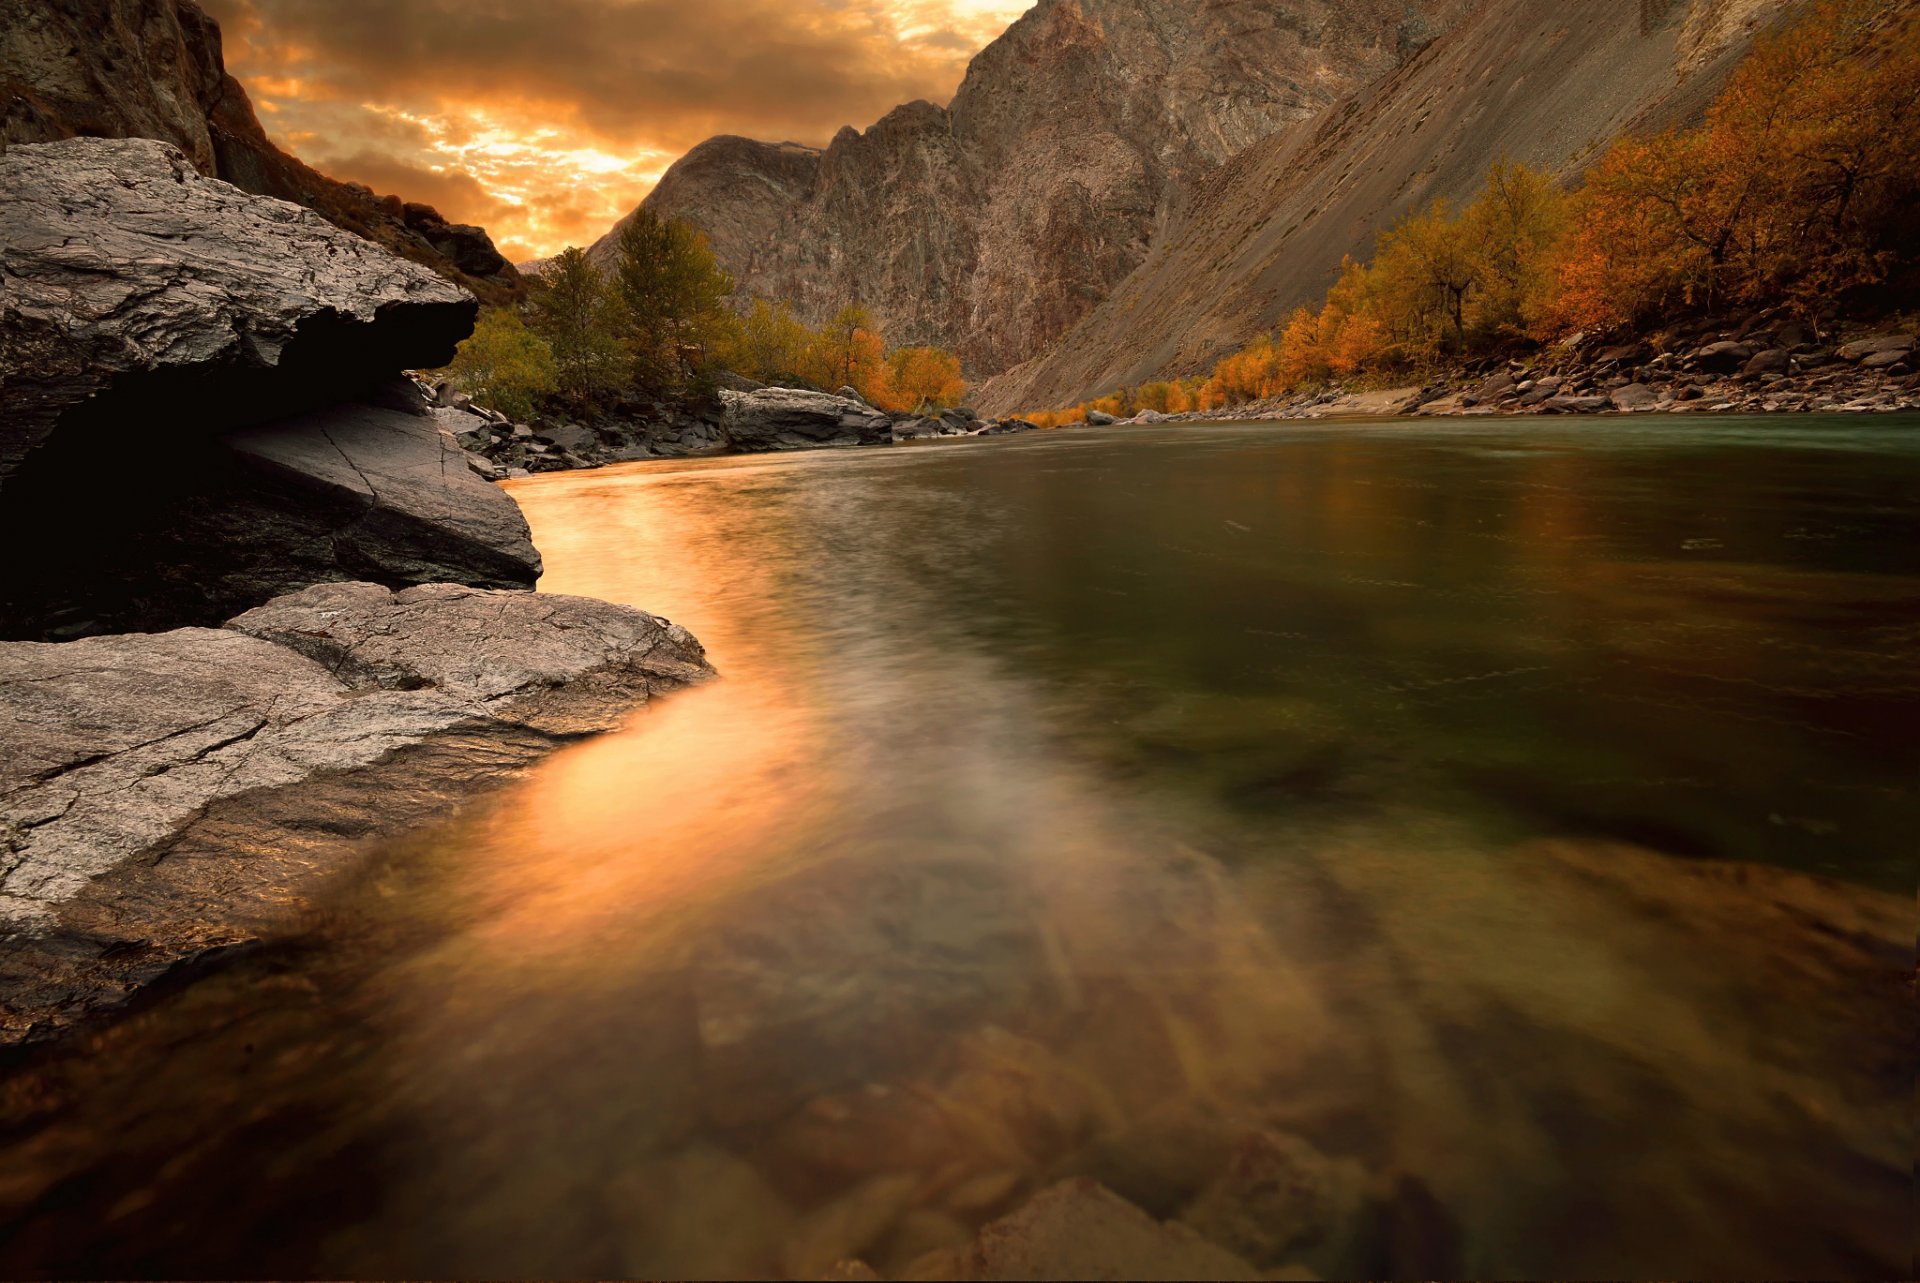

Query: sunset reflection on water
<box><xmin>0</xmin><ymin>420</ymin><xmax>1911</xmax><ymax>1279</ymax></box>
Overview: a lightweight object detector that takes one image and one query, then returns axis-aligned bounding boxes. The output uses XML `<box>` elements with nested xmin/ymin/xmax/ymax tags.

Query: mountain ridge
<box><xmin>592</xmin><ymin>0</ymin><xmax>1795</xmax><ymax>412</ymax></box>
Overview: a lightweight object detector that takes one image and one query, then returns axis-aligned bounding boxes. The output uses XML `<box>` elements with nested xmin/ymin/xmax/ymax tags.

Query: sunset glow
<box><xmin>202</xmin><ymin>0</ymin><xmax>1033</xmax><ymax>262</ymax></box>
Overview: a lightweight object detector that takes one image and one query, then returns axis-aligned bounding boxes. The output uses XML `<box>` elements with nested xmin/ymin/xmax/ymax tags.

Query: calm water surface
<box><xmin>1</xmin><ymin>418</ymin><xmax>1915</xmax><ymax>1278</ymax></box>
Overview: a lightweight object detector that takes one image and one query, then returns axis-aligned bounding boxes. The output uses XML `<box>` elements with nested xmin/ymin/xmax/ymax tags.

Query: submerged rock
<box><xmin>0</xmin><ymin>581</ymin><xmax>712</xmax><ymax>1042</ymax></box>
<box><xmin>904</xmin><ymin>1178</ymin><xmax>1266</xmax><ymax>1281</ymax></box>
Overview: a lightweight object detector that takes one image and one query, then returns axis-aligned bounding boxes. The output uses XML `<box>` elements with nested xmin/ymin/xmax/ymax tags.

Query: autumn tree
<box><xmin>812</xmin><ymin>303</ymin><xmax>886</xmax><ymax>391</ymax></box>
<box><xmin>731</xmin><ymin>298</ymin><xmax>815</xmax><ymax>385</ymax></box>
<box><xmin>528</xmin><ymin>247</ymin><xmax>626</xmax><ymax>409</ymax></box>
<box><xmin>884</xmin><ymin>346</ymin><xmax>967</xmax><ymax>411</ymax></box>
<box><xmin>1548</xmin><ymin>0</ymin><xmax>1920</xmax><ymax>332</ymax></box>
<box><xmin>611</xmin><ymin>208</ymin><xmax>737</xmax><ymax>392</ymax></box>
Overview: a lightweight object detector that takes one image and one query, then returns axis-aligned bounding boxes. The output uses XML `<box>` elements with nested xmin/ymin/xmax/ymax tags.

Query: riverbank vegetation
<box><xmin>443</xmin><ymin>211</ymin><xmax>969</xmax><ymax>419</ymax></box>
<box><xmin>1026</xmin><ymin>0</ymin><xmax>1919</xmax><ymax>425</ymax></box>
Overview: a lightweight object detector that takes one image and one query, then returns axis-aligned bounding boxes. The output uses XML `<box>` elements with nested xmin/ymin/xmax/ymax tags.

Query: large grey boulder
<box><xmin>0</xmin><ymin>580</ymin><xmax>711</xmax><ymax>1041</ymax></box>
<box><xmin>719</xmin><ymin>386</ymin><xmax>893</xmax><ymax>452</ymax></box>
<box><xmin>0</xmin><ymin>137</ymin><xmax>552</xmax><ymax>638</ymax></box>
<box><xmin>0</xmin><ymin>137</ymin><xmax>473</xmax><ymax>483</ymax></box>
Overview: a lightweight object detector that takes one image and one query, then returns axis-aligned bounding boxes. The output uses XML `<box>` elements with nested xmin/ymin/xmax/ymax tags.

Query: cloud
<box><xmin>200</xmin><ymin>0</ymin><xmax>1029</xmax><ymax>257</ymax></box>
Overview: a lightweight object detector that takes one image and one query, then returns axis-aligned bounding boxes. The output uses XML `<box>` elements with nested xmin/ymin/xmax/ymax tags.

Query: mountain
<box><xmin>976</xmin><ymin>0</ymin><xmax>1794</xmax><ymax>412</ymax></box>
<box><xmin>0</xmin><ymin>0</ymin><xmax>518</xmax><ymax>299</ymax></box>
<box><xmin>593</xmin><ymin>0</ymin><xmax>1793</xmax><ymax>411</ymax></box>
<box><xmin>592</xmin><ymin>0</ymin><xmax>1474</xmax><ymax>373</ymax></box>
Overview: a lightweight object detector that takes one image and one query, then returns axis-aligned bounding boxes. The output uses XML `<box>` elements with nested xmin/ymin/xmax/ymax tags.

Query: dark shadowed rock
<box><xmin>720</xmin><ymin>387</ymin><xmax>894</xmax><ymax>452</ymax></box>
<box><xmin>1085</xmin><ymin>410</ymin><xmax>1119</xmax><ymax>426</ymax></box>
<box><xmin>0</xmin><ymin>138</ymin><xmax>545</xmax><ymax>638</ymax></box>
<box><xmin>1742</xmin><ymin>348</ymin><xmax>1790</xmax><ymax>375</ymax></box>
<box><xmin>0</xmin><ymin>137</ymin><xmax>473</xmax><ymax>485</ymax></box>
<box><xmin>225</xmin><ymin>399</ymin><xmax>541</xmax><ymax>588</ymax></box>
<box><xmin>0</xmin><ymin>385</ymin><xmax>541</xmax><ymax>638</ymax></box>
<box><xmin>0</xmin><ymin>581</ymin><xmax>712</xmax><ymax>1042</ymax></box>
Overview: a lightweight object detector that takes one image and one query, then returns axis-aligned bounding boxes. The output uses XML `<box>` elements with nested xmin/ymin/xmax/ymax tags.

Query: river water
<box><xmin>0</xmin><ymin>418</ymin><xmax>1913</xmax><ymax>1278</ymax></box>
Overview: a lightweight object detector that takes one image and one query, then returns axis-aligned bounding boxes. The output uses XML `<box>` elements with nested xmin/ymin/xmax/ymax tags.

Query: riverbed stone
<box><xmin>1608</xmin><ymin>383</ymin><xmax>1659</xmax><ymax>411</ymax></box>
<box><xmin>0</xmin><ymin>581</ymin><xmax>712</xmax><ymax>1042</ymax></box>
<box><xmin>904</xmin><ymin>1178</ymin><xmax>1264</xmax><ymax>1280</ymax></box>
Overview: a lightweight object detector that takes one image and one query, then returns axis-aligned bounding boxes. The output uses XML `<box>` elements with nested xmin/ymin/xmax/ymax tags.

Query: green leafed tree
<box><xmin>611</xmin><ymin>208</ymin><xmax>738</xmax><ymax>393</ymax></box>
<box><xmin>528</xmin><ymin>247</ymin><xmax>627</xmax><ymax>410</ymax></box>
<box><xmin>444</xmin><ymin>307</ymin><xmax>558</xmax><ymax>420</ymax></box>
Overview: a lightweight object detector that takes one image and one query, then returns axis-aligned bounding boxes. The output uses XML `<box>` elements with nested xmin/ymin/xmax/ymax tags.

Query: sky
<box><xmin>201</xmin><ymin>0</ymin><xmax>1033</xmax><ymax>263</ymax></box>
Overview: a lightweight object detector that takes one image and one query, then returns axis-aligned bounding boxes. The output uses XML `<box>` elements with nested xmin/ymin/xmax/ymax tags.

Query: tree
<box><xmin>1546</xmin><ymin>0</ymin><xmax>1920</xmax><ymax>333</ymax></box>
<box><xmin>816</xmin><ymin>303</ymin><xmax>883</xmax><ymax>390</ymax></box>
<box><xmin>528</xmin><ymin>247</ymin><xmax>625</xmax><ymax>409</ymax></box>
<box><xmin>611</xmin><ymin>208</ymin><xmax>736</xmax><ymax>393</ymax></box>
<box><xmin>443</xmin><ymin>307</ymin><xmax>558</xmax><ymax>420</ymax></box>
<box><xmin>732</xmin><ymin>297</ymin><xmax>815</xmax><ymax>385</ymax></box>
<box><xmin>1463</xmin><ymin>161</ymin><xmax>1567</xmax><ymax>340</ymax></box>
<box><xmin>884</xmin><ymin>346</ymin><xmax>967</xmax><ymax>410</ymax></box>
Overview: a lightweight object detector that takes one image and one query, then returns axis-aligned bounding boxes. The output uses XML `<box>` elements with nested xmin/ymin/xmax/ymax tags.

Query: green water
<box><xmin>0</xmin><ymin>417</ymin><xmax>1913</xmax><ymax>1278</ymax></box>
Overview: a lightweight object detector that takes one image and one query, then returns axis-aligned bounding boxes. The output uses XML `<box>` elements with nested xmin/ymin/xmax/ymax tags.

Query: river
<box><xmin>0</xmin><ymin>417</ymin><xmax>1913</xmax><ymax>1278</ymax></box>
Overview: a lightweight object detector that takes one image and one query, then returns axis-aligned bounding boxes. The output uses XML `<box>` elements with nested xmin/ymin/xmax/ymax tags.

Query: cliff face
<box><xmin>975</xmin><ymin>0</ymin><xmax>1794</xmax><ymax>413</ymax></box>
<box><xmin>0</xmin><ymin>0</ymin><xmax>518</xmax><ymax>299</ymax></box>
<box><xmin>595</xmin><ymin>0</ymin><xmax>1472</xmax><ymax>371</ymax></box>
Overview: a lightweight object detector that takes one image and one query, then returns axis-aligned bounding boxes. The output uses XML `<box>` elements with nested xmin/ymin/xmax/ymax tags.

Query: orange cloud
<box><xmin>201</xmin><ymin>0</ymin><xmax>1031</xmax><ymax>260</ymax></box>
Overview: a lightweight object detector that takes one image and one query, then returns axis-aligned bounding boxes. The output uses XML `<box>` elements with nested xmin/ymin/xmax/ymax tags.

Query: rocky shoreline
<box><xmin>428</xmin><ymin>380</ymin><xmax>1043</xmax><ymax>479</ymax></box>
<box><xmin>431</xmin><ymin>321</ymin><xmax>1918</xmax><ymax>488</ymax></box>
<box><xmin>0</xmin><ymin>137</ymin><xmax>713</xmax><ymax>1042</ymax></box>
<box><xmin>1136</xmin><ymin>322</ymin><xmax>1920</xmax><ymax>426</ymax></box>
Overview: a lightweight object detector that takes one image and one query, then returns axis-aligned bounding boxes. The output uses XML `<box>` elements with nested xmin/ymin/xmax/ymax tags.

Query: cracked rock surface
<box><xmin>0</xmin><ymin>581</ymin><xmax>712</xmax><ymax>1042</ymax></box>
<box><xmin>0</xmin><ymin>136</ymin><xmax>473</xmax><ymax>484</ymax></box>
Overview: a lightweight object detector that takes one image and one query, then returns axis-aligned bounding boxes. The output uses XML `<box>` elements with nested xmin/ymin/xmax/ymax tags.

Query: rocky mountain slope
<box><xmin>977</xmin><ymin>0</ymin><xmax>1793</xmax><ymax>413</ymax></box>
<box><xmin>0</xmin><ymin>0</ymin><xmax>517</xmax><ymax>298</ymax></box>
<box><xmin>594</xmin><ymin>0</ymin><xmax>1474</xmax><ymax>373</ymax></box>
<box><xmin>596</xmin><ymin>0</ymin><xmax>1792</xmax><ymax>412</ymax></box>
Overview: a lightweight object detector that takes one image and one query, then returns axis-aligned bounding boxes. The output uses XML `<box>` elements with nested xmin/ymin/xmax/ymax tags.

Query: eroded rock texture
<box><xmin>0</xmin><ymin>582</ymin><xmax>712</xmax><ymax>1042</ymax></box>
<box><xmin>0</xmin><ymin>0</ymin><xmax>515</xmax><ymax>295</ymax></box>
<box><xmin>0</xmin><ymin>138</ymin><xmax>536</xmax><ymax>637</ymax></box>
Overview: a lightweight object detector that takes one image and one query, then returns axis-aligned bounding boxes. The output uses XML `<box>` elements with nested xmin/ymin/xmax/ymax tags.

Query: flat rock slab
<box><xmin>227</xmin><ymin>398</ymin><xmax>543</xmax><ymax>592</ymax></box>
<box><xmin>0</xmin><ymin>582</ymin><xmax>711</xmax><ymax>1042</ymax></box>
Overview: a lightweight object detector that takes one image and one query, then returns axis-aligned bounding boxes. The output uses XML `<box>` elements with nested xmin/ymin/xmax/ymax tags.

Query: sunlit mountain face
<box><xmin>201</xmin><ymin>0</ymin><xmax>1032</xmax><ymax>261</ymax></box>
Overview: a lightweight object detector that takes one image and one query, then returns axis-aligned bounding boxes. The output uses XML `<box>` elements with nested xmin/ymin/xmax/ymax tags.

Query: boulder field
<box><xmin>0</xmin><ymin>138</ymin><xmax>712</xmax><ymax>1040</ymax></box>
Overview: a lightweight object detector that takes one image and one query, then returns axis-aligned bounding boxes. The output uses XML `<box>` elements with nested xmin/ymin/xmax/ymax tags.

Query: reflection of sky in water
<box><xmin>0</xmin><ymin>419</ymin><xmax>1912</xmax><ymax>1279</ymax></box>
